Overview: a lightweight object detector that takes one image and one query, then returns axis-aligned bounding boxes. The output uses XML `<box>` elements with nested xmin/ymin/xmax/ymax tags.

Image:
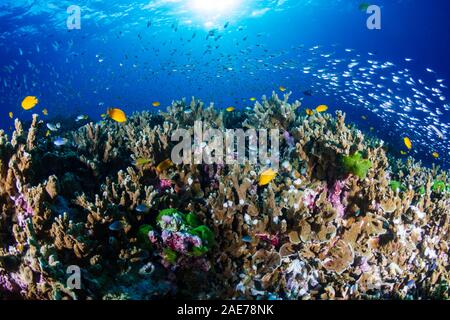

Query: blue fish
<box><xmin>135</xmin><ymin>204</ymin><xmax>150</xmax><ymax>214</ymax></box>
<box><xmin>109</xmin><ymin>220</ymin><xmax>125</xmax><ymax>231</ymax></box>
<box><xmin>53</xmin><ymin>137</ymin><xmax>68</xmax><ymax>146</ymax></box>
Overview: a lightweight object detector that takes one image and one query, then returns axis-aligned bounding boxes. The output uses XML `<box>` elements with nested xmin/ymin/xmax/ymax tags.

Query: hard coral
<box><xmin>0</xmin><ymin>95</ymin><xmax>448</xmax><ymax>300</ymax></box>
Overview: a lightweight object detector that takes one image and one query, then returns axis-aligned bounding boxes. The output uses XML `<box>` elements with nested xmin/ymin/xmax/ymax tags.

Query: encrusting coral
<box><xmin>0</xmin><ymin>93</ymin><xmax>448</xmax><ymax>300</ymax></box>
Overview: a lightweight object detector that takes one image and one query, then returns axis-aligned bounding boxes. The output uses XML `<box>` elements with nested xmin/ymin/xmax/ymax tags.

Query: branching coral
<box><xmin>243</xmin><ymin>92</ymin><xmax>301</xmax><ymax>131</ymax></box>
<box><xmin>0</xmin><ymin>95</ymin><xmax>448</xmax><ymax>300</ymax></box>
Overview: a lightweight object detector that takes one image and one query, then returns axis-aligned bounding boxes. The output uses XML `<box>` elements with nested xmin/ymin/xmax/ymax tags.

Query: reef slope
<box><xmin>0</xmin><ymin>93</ymin><xmax>448</xmax><ymax>300</ymax></box>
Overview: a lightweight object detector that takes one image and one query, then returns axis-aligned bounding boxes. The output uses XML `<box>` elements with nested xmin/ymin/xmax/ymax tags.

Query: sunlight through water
<box><xmin>188</xmin><ymin>0</ymin><xmax>245</xmax><ymax>26</ymax></box>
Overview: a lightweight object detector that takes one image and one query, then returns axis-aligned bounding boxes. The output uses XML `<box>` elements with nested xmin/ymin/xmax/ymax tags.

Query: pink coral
<box><xmin>159</xmin><ymin>179</ymin><xmax>172</xmax><ymax>189</ymax></box>
<box><xmin>0</xmin><ymin>274</ymin><xmax>15</xmax><ymax>292</ymax></box>
<box><xmin>148</xmin><ymin>230</ymin><xmax>159</xmax><ymax>243</ymax></box>
<box><xmin>283</xmin><ymin>130</ymin><xmax>295</xmax><ymax>149</ymax></box>
<box><xmin>255</xmin><ymin>233</ymin><xmax>279</xmax><ymax>247</ymax></box>
<box><xmin>10</xmin><ymin>193</ymin><xmax>34</xmax><ymax>227</ymax></box>
<box><xmin>161</xmin><ymin>215</ymin><xmax>173</xmax><ymax>224</ymax></box>
<box><xmin>302</xmin><ymin>189</ymin><xmax>319</xmax><ymax>209</ymax></box>
<box><xmin>327</xmin><ymin>179</ymin><xmax>348</xmax><ymax>218</ymax></box>
<box><xmin>157</xmin><ymin>230</ymin><xmax>203</xmax><ymax>254</ymax></box>
<box><xmin>359</xmin><ymin>257</ymin><xmax>371</xmax><ymax>273</ymax></box>
<box><xmin>0</xmin><ymin>272</ymin><xmax>28</xmax><ymax>293</ymax></box>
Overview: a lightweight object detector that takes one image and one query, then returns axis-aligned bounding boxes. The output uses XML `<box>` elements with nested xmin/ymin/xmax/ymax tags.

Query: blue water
<box><xmin>0</xmin><ymin>0</ymin><xmax>449</xmax><ymax>168</ymax></box>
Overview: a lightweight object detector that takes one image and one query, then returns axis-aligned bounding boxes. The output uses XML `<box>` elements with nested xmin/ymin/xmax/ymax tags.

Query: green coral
<box><xmin>432</xmin><ymin>181</ymin><xmax>446</xmax><ymax>193</ymax></box>
<box><xmin>192</xmin><ymin>246</ymin><xmax>209</xmax><ymax>257</ymax></box>
<box><xmin>189</xmin><ymin>225</ymin><xmax>215</xmax><ymax>248</ymax></box>
<box><xmin>185</xmin><ymin>212</ymin><xmax>200</xmax><ymax>228</ymax></box>
<box><xmin>153</xmin><ymin>209</ymin><xmax>215</xmax><ymax>257</ymax></box>
<box><xmin>342</xmin><ymin>152</ymin><xmax>372</xmax><ymax>179</ymax></box>
<box><xmin>156</xmin><ymin>208</ymin><xmax>179</xmax><ymax>222</ymax></box>
<box><xmin>417</xmin><ymin>185</ymin><xmax>426</xmax><ymax>196</ymax></box>
<box><xmin>163</xmin><ymin>248</ymin><xmax>178</xmax><ymax>264</ymax></box>
<box><xmin>137</xmin><ymin>224</ymin><xmax>153</xmax><ymax>249</ymax></box>
<box><xmin>389</xmin><ymin>180</ymin><xmax>406</xmax><ymax>192</ymax></box>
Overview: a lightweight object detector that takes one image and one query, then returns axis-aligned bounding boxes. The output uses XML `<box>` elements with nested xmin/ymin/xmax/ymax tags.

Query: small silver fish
<box><xmin>76</xmin><ymin>115</ymin><xmax>88</xmax><ymax>122</ymax></box>
<box><xmin>139</xmin><ymin>262</ymin><xmax>155</xmax><ymax>276</ymax></box>
<box><xmin>46</xmin><ymin>123</ymin><xmax>59</xmax><ymax>132</ymax></box>
<box><xmin>53</xmin><ymin>137</ymin><xmax>68</xmax><ymax>147</ymax></box>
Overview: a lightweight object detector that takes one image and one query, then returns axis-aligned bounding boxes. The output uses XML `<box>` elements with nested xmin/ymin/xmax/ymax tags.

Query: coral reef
<box><xmin>0</xmin><ymin>93</ymin><xmax>448</xmax><ymax>300</ymax></box>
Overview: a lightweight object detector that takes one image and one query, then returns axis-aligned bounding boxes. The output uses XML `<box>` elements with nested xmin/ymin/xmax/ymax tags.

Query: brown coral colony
<box><xmin>0</xmin><ymin>93</ymin><xmax>448</xmax><ymax>300</ymax></box>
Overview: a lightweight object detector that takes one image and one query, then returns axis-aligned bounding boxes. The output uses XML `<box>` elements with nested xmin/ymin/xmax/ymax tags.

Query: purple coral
<box><xmin>149</xmin><ymin>211</ymin><xmax>208</xmax><ymax>271</ymax></box>
<box><xmin>160</xmin><ymin>230</ymin><xmax>202</xmax><ymax>254</ymax></box>
<box><xmin>283</xmin><ymin>130</ymin><xmax>295</xmax><ymax>148</ymax></box>
<box><xmin>10</xmin><ymin>193</ymin><xmax>34</xmax><ymax>227</ymax></box>
<box><xmin>0</xmin><ymin>272</ymin><xmax>28</xmax><ymax>294</ymax></box>
<box><xmin>159</xmin><ymin>179</ymin><xmax>172</xmax><ymax>190</ymax></box>
<box><xmin>0</xmin><ymin>274</ymin><xmax>15</xmax><ymax>292</ymax></box>
<box><xmin>148</xmin><ymin>230</ymin><xmax>159</xmax><ymax>244</ymax></box>
<box><xmin>358</xmin><ymin>257</ymin><xmax>371</xmax><ymax>273</ymax></box>
<box><xmin>256</xmin><ymin>233</ymin><xmax>279</xmax><ymax>247</ymax></box>
<box><xmin>327</xmin><ymin>179</ymin><xmax>348</xmax><ymax>218</ymax></box>
<box><xmin>161</xmin><ymin>215</ymin><xmax>173</xmax><ymax>224</ymax></box>
<box><xmin>302</xmin><ymin>189</ymin><xmax>319</xmax><ymax>209</ymax></box>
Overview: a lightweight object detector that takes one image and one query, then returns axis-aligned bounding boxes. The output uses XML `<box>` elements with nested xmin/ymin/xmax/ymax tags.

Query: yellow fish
<box><xmin>403</xmin><ymin>137</ymin><xmax>412</xmax><ymax>150</ymax></box>
<box><xmin>226</xmin><ymin>107</ymin><xmax>235</xmax><ymax>112</ymax></box>
<box><xmin>279</xmin><ymin>86</ymin><xmax>286</xmax><ymax>92</ymax></box>
<box><xmin>249</xmin><ymin>97</ymin><xmax>256</xmax><ymax>101</ymax></box>
<box><xmin>134</xmin><ymin>158</ymin><xmax>152</xmax><ymax>166</ymax></box>
<box><xmin>156</xmin><ymin>159</ymin><xmax>173</xmax><ymax>173</ymax></box>
<box><xmin>152</xmin><ymin>101</ymin><xmax>161</xmax><ymax>107</ymax></box>
<box><xmin>400</xmin><ymin>150</ymin><xmax>407</xmax><ymax>155</ymax></box>
<box><xmin>258</xmin><ymin>168</ymin><xmax>277</xmax><ymax>186</ymax></box>
<box><xmin>16</xmin><ymin>243</ymin><xmax>25</xmax><ymax>253</ymax></box>
<box><xmin>46</xmin><ymin>130</ymin><xmax>51</xmax><ymax>137</ymax></box>
<box><xmin>42</xmin><ymin>108</ymin><xmax>48</xmax><ymax>116</ymax></box>
<box><xmin>432</xmin><ymin>152</ymin><xmax>439</xmax><ymax>159</ymax></box>
<box><xmin>305</xmin><ymin>108</ymin><xmax>314</xmax><ymax>116</ymax></box>
<box><xmin>315</xmin><ymin>105</ymin><xmax>328</xmax><ymax>113</ymax></box>
<box><xmin>9</xmin><ymin>112</ymin><xmax>13</xmax><ymax>119</ymax></box>
<box><xmin>21</xmin><ymin>96</ymin><xmax>39</xmax><ymax>110</ymax></box>
<box><xmin>100</xmin><ymin>113</ymin><xmax>107</xmax><ymax>119</ymax></box>
<box><xmin>107</xmin><ymin>108</ymin><xmax>127</xmax><ymax>123</ymax></box>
